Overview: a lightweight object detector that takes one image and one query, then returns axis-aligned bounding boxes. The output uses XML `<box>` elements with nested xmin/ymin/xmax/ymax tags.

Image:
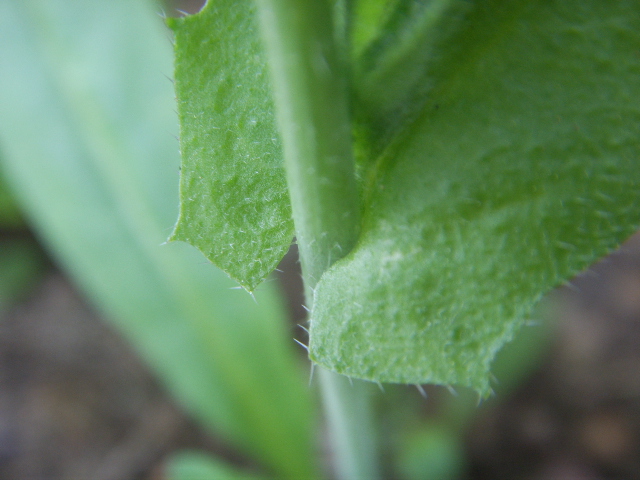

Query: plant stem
<box><xmin>318</xmin><ymin>368</ymin><xmax>380</xmax><ymax>480</ymax></box>
<box><xmin>255</xmin><ymin>0</ymin><xmax>359</xmax><ymax>288</ymax></box>
<box><xmin>255</xmin><ymin>1</ymin><xmax>380</xmax><ymax>479</ymax></box>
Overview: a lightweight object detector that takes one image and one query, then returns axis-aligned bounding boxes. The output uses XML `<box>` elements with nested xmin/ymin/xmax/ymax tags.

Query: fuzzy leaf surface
<box><xmin>169</xmin><ymin>1</ymin><xmax>293</xmax><ymax>290</ymax></box>
<box><xmin>310</xmin><ymin>0</ymin><xmax>640</xmax><ymax>394</ymax></box>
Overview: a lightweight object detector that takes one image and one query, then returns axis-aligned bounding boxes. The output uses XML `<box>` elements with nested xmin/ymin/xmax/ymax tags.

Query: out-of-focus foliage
<box><xmin>0</xmin><ymin>239</ymin><xmax>45</xmax><ymax>313</ymax></box>
<box><xmin>0</xmin><ymin>1</ymin><xmax>316</xmax><ymax>479</ymax></box>
<box><xmin>167</xmin><ymin>450</ymin><xmax>269</xmax><ymax>480</ymax></box>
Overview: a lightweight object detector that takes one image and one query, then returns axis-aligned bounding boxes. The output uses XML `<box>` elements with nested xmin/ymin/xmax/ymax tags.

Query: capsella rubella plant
<box><xmin>168</xmin><ymin>0</ymin><xmax>640</xmax><ymax>396</ymax></box>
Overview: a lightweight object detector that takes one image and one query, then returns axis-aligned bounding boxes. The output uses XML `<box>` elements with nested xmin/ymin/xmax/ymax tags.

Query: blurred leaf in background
<box><xmin>0</xmin><ymin>149</ymin><xmax>46</xmax><ymax>312</ymax></box>
<box><xmin>0</xmin><ymin>1</ymin><xmax>316</xmax><ymax>478</ymax></box>
<box><xmin>167</xmin><ymin>450</ymin><xmax>269</xmax><ymax>480</ymax></box>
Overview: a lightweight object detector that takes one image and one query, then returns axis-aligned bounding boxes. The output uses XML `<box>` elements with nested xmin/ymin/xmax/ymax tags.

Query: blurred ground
<box><xmin>0</xmin><ymin>232</ymin><xmax>639</xmax><ymax>479</ymax></box>
<box><xmin>0</xmin><ymin>271</ymin><xmax>251</xmax><ymax>480</ymax></box>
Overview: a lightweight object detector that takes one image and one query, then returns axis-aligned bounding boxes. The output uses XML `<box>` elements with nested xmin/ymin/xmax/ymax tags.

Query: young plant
<box><xmin>170</xmin><ymin>1</ymin><xmax>640</xmax><ymax>393</ymax></box>
<box><xmin>1</xmin><ymin>0</ymin><xmax>638</xmax><ymax>478</ymax></box>
<box><xmin>169</xmin><ymin>1</ymin><xmax>640</xmax><ymax>476</ymax></box>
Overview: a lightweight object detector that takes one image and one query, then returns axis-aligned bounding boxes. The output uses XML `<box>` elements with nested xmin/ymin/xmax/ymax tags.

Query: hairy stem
<box><xmin>255</xmin><ymin>0</ymin><xmax>360</xmax><ymax>288</ymax></box>
<box><xmin>255</xmin><ymin>1</ymin><xmax>380</xmax><ymax>479</ymax></box>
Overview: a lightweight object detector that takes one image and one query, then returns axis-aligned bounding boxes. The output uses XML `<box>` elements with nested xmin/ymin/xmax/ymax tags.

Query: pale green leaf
<box><xmin>169</xmin><ymin>0</ymin><xmax>293</xmax><ymax>291</ymax></box>
<box><xmin>310</xmin><ymin>0</ymin><xmax>640</xmax><ymax>394</ymax></box>
<box><xmin>167</xmin><ymin>451</ymin><xmax>268</xmax><ymax>480</ymax></box>
<box><xmin>0</xmin><ymin>1</ymin><xmax>315</xmax><ymax>478</ymax></box>
<box><xmin>397</xmin><ymin>427</ymin><xmax>466</xmax><ymax>480</ymax></box>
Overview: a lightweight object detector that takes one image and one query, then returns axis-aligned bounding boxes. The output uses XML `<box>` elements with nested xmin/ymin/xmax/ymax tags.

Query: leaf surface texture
<box><xmin>309</xmin><ymin>0</ymin><xmax>640</xmax><ymax>394</ymax></box>
<box><xmin>169</xmin><ymin>1</ymin><xmax>293</xmax><ymax>290</ymax></box>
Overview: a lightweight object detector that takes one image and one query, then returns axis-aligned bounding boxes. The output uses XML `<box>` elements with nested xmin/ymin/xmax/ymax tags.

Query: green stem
<box><xmin>255</xmin><ymin>0</ymin><xmax>359</xmax><ymax>289</ymax></box>
<box><xmin>255</xmin><ymin>1</ymin><xmax>380</xmax><ymax>479</ymax></box>
<box><xmin>318</xmin><ymin>368</ymin><xmax>380</xmax><ymax>480</ymax></box>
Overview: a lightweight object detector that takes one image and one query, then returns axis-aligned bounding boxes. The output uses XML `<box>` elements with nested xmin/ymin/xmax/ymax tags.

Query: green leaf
<box><xmin>349</xmin><ymin>0</ymin><xmax>471</xmax><ymax>157</ymax></box>
<box><xmin>0</xmin><ymin>2</ymin><xmax>315</xmax><ymax>478</ymax></box>
<box><xmin>309</xmin><ymin>0</ymin><xmax>640</xmax><ymax>394</ymax></box>
<box><xmin>0</xmin><ymin>154</ymin><xmax>25</xmax><ymax>228</ymax></box>
<box><xmin>167</xmin><ymin>451</ymin><xmax>268</xmax><ymax>480</ymax></box>
<box><xmin>397</xmin><ymin>426</ymin><xmax>466</xmax><ymax>480</ymax></box>
<box><xmin>0</xmin><ymin>239</ymin><xmax>45</xmax><ymax>313</ymax></box>
<box><xmin>349</xmin><ymin>0</ymin><xmax>404</xmax><ymax>61</ymax></box>
<box><xmin>169</xmin><ymin>0</ymin><xmax>293</xmax><ymax>291</ymax></box>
